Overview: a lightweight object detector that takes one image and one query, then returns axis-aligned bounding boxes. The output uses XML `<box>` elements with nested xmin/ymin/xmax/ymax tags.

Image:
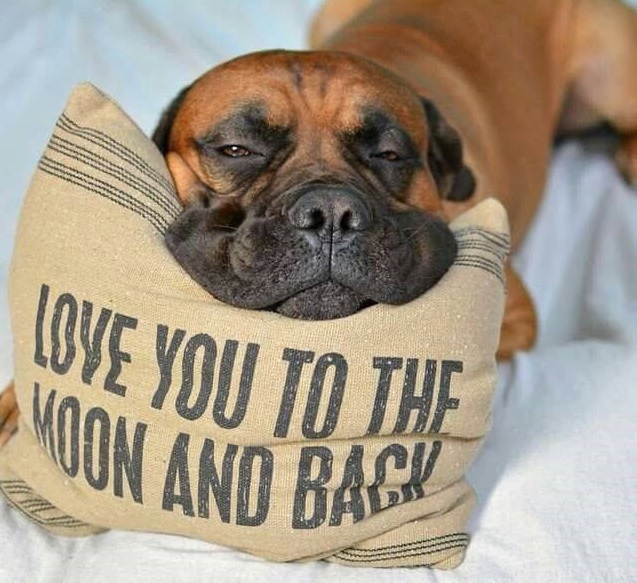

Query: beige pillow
<box><xmin>0</xmin><ymin>83</ymin><xmax>508</xmax><ymax>569</ymax></box>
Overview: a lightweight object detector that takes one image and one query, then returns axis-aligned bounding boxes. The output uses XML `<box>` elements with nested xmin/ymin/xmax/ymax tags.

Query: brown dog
<box><xmin>156</xmin><ymin>50</ymin><xmax>475</xmax><ymax>322</ymax></box>
<box><xmin>2</xmin><ymin>0</ymin><xmax>637</xmax><ymax>447</ymax></box>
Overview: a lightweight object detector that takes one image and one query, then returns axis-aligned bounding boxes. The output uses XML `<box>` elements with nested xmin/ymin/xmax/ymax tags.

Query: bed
<box><xmin>1</xmin><ymin>1</ymin><xmax>636</xmax><ymax>581</ymax></box>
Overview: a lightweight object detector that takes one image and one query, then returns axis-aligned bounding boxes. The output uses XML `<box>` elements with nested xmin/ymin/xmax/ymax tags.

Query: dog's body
<box><xmin>2</xmin><ymin>0</ymin><xmax>637</xmax><ymax>450</ymax></box>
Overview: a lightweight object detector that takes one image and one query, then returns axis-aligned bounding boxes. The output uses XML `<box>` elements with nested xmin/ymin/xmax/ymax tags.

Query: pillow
<box><xmin>0</xmin><ymin>83</ymin><xmax>508</xmax><ymax>569</ymax></box>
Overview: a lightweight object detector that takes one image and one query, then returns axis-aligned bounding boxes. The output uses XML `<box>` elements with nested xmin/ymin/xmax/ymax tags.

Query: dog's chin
<box><xmin>272</xmin><ymin>281</ymin><xmax>375</xmax><ymax>320</ymax></box>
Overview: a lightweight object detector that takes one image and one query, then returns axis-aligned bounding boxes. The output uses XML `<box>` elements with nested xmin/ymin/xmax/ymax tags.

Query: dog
<box><xmin>2</xmin><ymin>0</ymin><xmax>637</xmax><ymax>448</ymax></box>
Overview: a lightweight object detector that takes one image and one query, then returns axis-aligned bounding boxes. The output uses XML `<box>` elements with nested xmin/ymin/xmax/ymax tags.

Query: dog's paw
<box><xmin>497</xmin><ymin>267</ymin><xmax>537</xmax><ymax>361</ymax></box>
<box><xmin>616</xmin><ymin>134</ymin><xmax>637</xmax><ymax>189</ymax></box>
<box><xmin>0</xmin><ymin>383</ymin><xmax>19</xmax><ymax>449</ymax></box>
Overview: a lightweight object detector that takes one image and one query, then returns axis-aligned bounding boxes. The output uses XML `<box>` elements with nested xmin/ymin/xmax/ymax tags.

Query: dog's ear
<box><xmin>422</xmin><ymin>98</ymin><xmax>476</xmax><ymax>201</ymax></box>
<box><xmin>151</xmin><ymin>85</ymin><xmax>191</xmax><ymax>155</ymax></box>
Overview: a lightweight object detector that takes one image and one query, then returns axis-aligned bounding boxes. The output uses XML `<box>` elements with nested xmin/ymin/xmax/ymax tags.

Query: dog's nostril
<box><xmin>309</xmin><ymin>208</ymin><xmax>327</xmax><ymax>230</ymax></box>
<box><xmin>291</xmin><ymin>206</ymin><xmax>327</xmax><ymax>230</ymax></box>
<box><xmin>340</xmin><ymin>210</ymin><xmax>353</xmax><ymax>231</ymax></box>
<box><xmin>287</xmin><ymin>188</ymin><xmax>372</xmax><ymax>236</ymax></box>
<box><xmin>332</xmin><ymin>200</ymin><xmax>371</xmax><ymax>233</ymax></box>
<box><xmin>339</xmin><ymin>208</ymin><xmax>369</xmax><ymax>232</ymax></box>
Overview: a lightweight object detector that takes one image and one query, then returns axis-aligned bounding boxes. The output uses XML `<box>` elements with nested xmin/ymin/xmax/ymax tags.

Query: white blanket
<box><xmin>1</xmin><ymin>1</ymin><xmax>636</xmax><ymax>581</ymax></box>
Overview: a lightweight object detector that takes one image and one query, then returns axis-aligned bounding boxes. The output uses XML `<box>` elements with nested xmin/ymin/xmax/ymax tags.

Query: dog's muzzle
<box><xmin>165</xmin><ymin>179</ymin><xmax>457</xmax><ymax>321</ymax></box>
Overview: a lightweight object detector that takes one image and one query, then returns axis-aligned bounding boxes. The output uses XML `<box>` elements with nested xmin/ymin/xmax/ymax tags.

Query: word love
<box><xmin>33</xmin><ymin>284</ymin><xmax>137</xmax><ymax>396</ymax></box>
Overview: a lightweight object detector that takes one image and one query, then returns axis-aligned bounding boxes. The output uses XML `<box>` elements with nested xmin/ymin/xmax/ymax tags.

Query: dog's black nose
<box><xmin>287</xmin><ymin>187</ymin><xmax>372</xmax><ymax>239</ymax></box>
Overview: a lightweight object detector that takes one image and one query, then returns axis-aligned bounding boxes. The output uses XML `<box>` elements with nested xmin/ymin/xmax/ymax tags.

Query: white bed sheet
<box><xmin>1</xmin><ymin>2</ymin><xmax>636</xmax><ymax>582</ymax></box>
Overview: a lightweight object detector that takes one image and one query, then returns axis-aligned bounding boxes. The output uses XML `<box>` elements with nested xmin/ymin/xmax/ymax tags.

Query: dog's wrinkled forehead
<box><xmin>168</xmin><ymin>50</ymin><xmax>429</xmax><ymax>152</ymax></box>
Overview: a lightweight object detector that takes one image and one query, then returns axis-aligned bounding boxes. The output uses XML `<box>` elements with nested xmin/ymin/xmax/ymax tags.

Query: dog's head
<box><xmin>154</xmin><ymin>50</ymin><xmax>475</xmax><ymax>320</ymax></box>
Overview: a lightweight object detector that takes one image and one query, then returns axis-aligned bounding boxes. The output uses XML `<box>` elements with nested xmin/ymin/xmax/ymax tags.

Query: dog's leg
<box><xmin>617</xmin><ymin>134</ymin><xmax>637</xmax><ymax>187</ymax></box>
<box><xmin>0</xmin><ymin>383</ymin><xmax>18</xmax><ymax>449</ymax></box>
<box><xmin>570</xmin><ymin>0</ymin><xmax>637</xmax><ymax>185</ymax></box>
<box><xmin>497</xmin><ymin>267</ymin><xmax>537</xmax><ymax>361</ymax></box>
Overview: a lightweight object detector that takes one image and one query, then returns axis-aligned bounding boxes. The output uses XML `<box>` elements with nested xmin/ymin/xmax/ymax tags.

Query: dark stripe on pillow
<box><xmin>0</xmin><ymin>479</ymin><xmax>89</xmax><ymax>530</ymax></box>
<box><xmin>455</xmin><ymin>227</ymin><xmax>508</xmax><ymax>285</ymax></box>
<box><xmin>333</xmin><ymin>532</ymin><xmax>470</xmax><ymax>565</ymax></box>
<box><xmin>38</xmin><ymin>156</ymin><xmax>171</xmax><ymax>233</ymax></box>
<box><xmin>48</xmin><ymin>134</ymin><xmax>180</xmax><ymax>218</ymax></box>
<box><xmin>58</xmin><ymin>114</ymin><xmax>176</xmax><ymax>197</ymax></box>
<box><xmin>36</xmin><ymin>111</ymin><xmax>186</xmax><ymax>234</ymax></box>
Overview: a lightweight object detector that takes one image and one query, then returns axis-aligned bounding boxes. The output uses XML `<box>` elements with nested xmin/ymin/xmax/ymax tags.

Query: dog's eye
<box><xmin>374</xmin><ymin>150</ymin><xmax>402</xmax><ymax>162</ymax></box>
<box><xmin>219</xmin><ymin>145</ymin><xmax>253</xmax><ymax>158</ymax></box>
